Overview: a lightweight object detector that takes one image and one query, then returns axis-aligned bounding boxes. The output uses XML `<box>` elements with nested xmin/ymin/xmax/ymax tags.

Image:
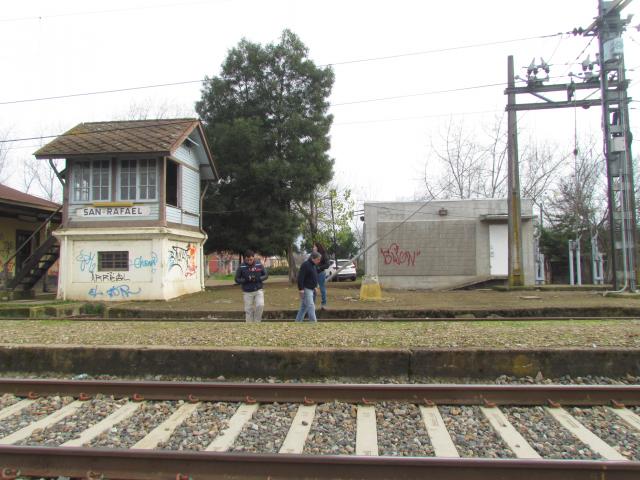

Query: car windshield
<box><xmin>338</xmin><ymin>261</ymin><xmax>352</xmax><ymax>267</ymax></box>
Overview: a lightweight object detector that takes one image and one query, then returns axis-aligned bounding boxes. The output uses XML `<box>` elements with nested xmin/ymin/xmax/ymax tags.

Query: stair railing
<box><xmin>2</xmin><ymin>205</ymin><xmax>62</xmax><ymax>287</ymax></box>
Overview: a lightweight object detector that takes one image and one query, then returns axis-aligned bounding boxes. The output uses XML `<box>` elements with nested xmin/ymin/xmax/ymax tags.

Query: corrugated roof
<box><xmin>34</xmin><ymin>119</ymin><xmax>201</xmax><ymax>158</ymax></box>
<box><xmin>0</xmin><ymin>183</ymin><xmax>61</xmax><ymax>211</ymax></box>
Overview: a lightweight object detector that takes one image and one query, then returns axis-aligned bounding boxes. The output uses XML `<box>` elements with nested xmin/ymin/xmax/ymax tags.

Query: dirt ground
<box><xmin>118</xmin><ymin>282</ymin><xmax>640</xmax><ymax>313</ymax></box>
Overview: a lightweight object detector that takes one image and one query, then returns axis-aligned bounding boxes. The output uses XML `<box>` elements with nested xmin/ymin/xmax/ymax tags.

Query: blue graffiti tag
<box><xmin>88</xmin><ymin>286</ymin><xmax>104</xmax><ymax>298</ymax></box>
<box><xmin>106</xmin><ymin>285</ymin><xmax>141</xmax><ymax>298</ymax></box>
<box><xmin>76</xmin><ymin>250</ymin><xmax>96</xmax><ymax>273</ymax></box>
<box><xmin>133</xmin><ymin>252</ymin><xmax>158</xmax><ymax>272</ymax></box>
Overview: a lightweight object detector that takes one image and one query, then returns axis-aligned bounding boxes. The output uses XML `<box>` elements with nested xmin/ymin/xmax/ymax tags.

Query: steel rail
<box><xmin>0</xmin><ymin>379</ymin><xmax>638</xmax><ymax>405</ymax></box>
<box><xmin>0</xmin><ymin>446</ymin><xmax>638</xmax><ymax>480</ymax></box>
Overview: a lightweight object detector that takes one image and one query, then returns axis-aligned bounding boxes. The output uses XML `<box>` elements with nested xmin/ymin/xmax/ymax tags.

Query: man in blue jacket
<box><xmin>296</xmin><ymin>251</ymin><xmax>322</xmax><ymax>322</ymax></box>
<box><xmin>235</xmin><ymin>250</ymin><xmax>269</xmax><ymax>322</ymax></box>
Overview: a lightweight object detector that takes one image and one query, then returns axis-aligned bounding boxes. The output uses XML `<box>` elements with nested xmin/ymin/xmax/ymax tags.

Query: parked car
<box><xmin>326</xmin><ymin>259</ymin><xmax>357</xmax><ymax>281</ymax></box>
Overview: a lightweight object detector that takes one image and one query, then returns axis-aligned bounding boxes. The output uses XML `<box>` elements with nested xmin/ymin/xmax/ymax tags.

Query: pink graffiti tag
<box><xmin>380</xmin><ymin>243</ymin><xmax>421</xmax><ymax>266</ymax></box>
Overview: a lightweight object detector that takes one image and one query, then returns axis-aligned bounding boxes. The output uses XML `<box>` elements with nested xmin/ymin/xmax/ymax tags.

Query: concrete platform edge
<box><xmin>0</xmin><ymin>345</ymin><xmax>637</xmax><ymax>379</ymax></box>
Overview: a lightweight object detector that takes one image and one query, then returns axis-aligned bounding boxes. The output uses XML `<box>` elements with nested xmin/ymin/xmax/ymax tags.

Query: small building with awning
<box><xmin>0</xmin><ymin>184</ymin><xmax>61</xmax><ymax>295</ymax></box>
<box><xmin>34</xmin><ymin>118</ymin><xmax>219</xmax><ymax>301</ymax></box>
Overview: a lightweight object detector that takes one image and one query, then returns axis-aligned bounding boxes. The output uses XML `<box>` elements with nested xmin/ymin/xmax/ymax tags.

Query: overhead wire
<box><xmin>0</xmin><ymin>32</ymin><xmax>568</xmax><ymax>107</ymax></box>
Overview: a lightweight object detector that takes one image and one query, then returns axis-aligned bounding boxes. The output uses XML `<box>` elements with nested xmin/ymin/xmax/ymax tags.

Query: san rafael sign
<box><xmin>77</xmin><ymin>206</ymin><xmax>151</xmax><ymax>217</ymax></box>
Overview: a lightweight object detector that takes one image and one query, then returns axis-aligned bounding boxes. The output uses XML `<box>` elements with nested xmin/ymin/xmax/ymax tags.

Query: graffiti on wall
<box><xmin>133</xmin><ymin>252</ymin><xmax>158</xmax><ymax>272</ymax></box>
<box><xmin>168</xmin><ymin>243</ymin><xmax>197</xmax><ymax>277</ymax></box>
<box><xmin>76</xmin><ymin>250</ymin><xmax>97</xmax><ymax>273</ymax></box>
<box><xmin>90</xmin><ymin>271</ymin><xmax>130</xmax><ymax>283</ymax></box>
<box><xmin>380</xmin><ymin>243</ymin><xmax>421</xmax><ymax>267</ymax></box>
<box><xmin>88</xmin><ymin>284</ymin><xmax>141</xmax><ymax>299</ymax></box>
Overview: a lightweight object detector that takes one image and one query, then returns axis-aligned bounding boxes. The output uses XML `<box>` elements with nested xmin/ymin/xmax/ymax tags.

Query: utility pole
<box><xmin>507</xmin><ymin>56</ymin><xmax>524</xmax><ymax>287</ymax></box>
<box><xmin>504</xmin><ymin>0</ymin><xmax>636</xmax><ymax>290</ymax></box>
<box><xmin>593</xmin><ymin>0</ymin><xmax>637</xmax><ymax>290</ymax></box>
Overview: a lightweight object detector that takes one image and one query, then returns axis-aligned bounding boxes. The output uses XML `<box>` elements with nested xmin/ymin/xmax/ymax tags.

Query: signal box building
<box><xmin>35</xmin><ymin>119</ymin><xmax>218</xmax><ymax>301</ymax></box>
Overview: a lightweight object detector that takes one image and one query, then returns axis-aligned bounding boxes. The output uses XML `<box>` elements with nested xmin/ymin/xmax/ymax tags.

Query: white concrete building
<box><xmin>364</xmin><ymin>199</ymin><xmax>535</xmax><ymax>290</ymax></box>
<box><xmin>35</xmin><ymin>119</ymin><xmax>218</xmax><ymax>301</ymax></box>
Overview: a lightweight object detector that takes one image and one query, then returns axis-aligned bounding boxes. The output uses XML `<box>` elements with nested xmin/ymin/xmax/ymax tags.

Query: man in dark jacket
<box><xmin>296</xmin><ymin>251</ymin><xmax>321</xmax><ymax>322</ymax></box>
<box><xmin>235</xmin><ymin>250</ymin><xmax>268</xmax><ymax>322</ymax></box>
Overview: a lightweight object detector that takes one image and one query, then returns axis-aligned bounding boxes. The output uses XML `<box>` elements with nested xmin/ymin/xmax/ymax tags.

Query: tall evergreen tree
<box><xmin>196</xmin><ymin>30</ymin><xmax>334</xmax><ymax>265</ymax></box>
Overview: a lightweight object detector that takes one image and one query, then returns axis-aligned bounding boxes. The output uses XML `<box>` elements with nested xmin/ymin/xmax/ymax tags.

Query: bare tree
<box><xmin>520</xmin><ymin>139</ymin><xmax>567</xmax><ymax>207</ymax></box>
<box><xmin>0</xmin><ymin>127</ymin><xmax>12</xmax><ymax>184</ymax></box>
<box><xmin>425</xmin><ymin>119</ymin><xmax>484</xmax><ymax>199</ymax></box>
<box><xmin>476</xmin><ymin>114</ymin><xmax>508</xmax><ymax>199</ymax></box>
<box><xmin>546</xmin><ymin>137</ymin><xmax>607</xmax><ymax>231</ymax></box>
<box><xmin>425</xmin><ymin>117</ymin><xmax>566</xmax><ymax>207</ymax></box>
<box><xmin>117</xmin><ymin>98</ymin><xmax>194</xmax><ymax>120</ymax></box>
<box><xmin>22</xmin><ymin>157</ymin><xmax>62</xmax><ymax>202</ymax></box>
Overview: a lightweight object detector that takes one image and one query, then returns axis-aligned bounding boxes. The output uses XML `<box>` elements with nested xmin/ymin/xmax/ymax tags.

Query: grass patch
<box><xmin>0</xmin><ymin>319</ymin><xmax>637</xmax><ymax>349</ymax></box>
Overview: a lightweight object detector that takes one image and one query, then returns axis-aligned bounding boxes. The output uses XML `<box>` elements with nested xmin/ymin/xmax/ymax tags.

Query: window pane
<box><xmin>98</xmin><ymin>251</ymin><xmax>129</xmax><ymax>271</ymax></box>
<box><xmin>138</xmin><ymin>158</ymin><xmax>156</xmax><ymax>200</ymax></box>
<box><xmin>91</xmin><ymin>159</ymin><xmax>110</xmax><ymax>201</ymax></box>
<box><xmin>120</xmin><ymin>159</ymin><xmax>136</xmax><ymax>200</ymax></box>
<box><xmin>73</xmin><ymin>161</ymin><xmax>90</xmax><ymax>202</ymax></box>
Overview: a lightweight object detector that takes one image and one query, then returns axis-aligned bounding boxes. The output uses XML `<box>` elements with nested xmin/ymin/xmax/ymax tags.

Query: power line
<box><xmin>0</xmin><ymin>32</ymin><xmax>569</xmax><ymax>107</ymax></box>
<box><xmin>333</xmin><ymin>109</ymin><xmax>500</xmax><ymax>126</ymax></box>
<box><xmin>3</xmin><ymin>108</ymin><xmax>501</xmax><ymax>149</ymax></box>
<box><xmin>0</xmin><ymin>72</ymin><xmax>582</xmax><ymax>145</ymax></box>
<box><xmin>321</xmin><ymin>32</ymin><xmax>565</xmax><ymax>67</ymax></box>
<box><xmin>0</xmin><ymin>80</ymin><xmax>203</xmax><ymax>106</ymax></box>
<box><xmin>330</xmin><ymin>82</ymin><xmax>506</xmax><ymax>107</ymax></box>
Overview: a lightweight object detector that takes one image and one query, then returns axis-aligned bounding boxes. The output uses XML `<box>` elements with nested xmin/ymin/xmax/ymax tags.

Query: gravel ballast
<box><xmin>18</xmin><ymin>395</ymin><xmax>126</xmax><ymax>446</ymax></box>
<box><xmin>439</xmin><ymin>405</ymin><xmax>514</xmax><ymax>458</ymax></box>
<box><xmin>89</xmin><ymin>400</ymin><xmax>179</xmax><ymax>448</ymax></box>
<box><xmin>504</xmin><ymin>406</ymin><xmax>601</xmax><ymax>459</ymax></box>
<box><xmin>569</xmin><ymin>406</ymin><xmax>640</xmax><ymax>460</ymax></box>
<box><xmin>232</xmin><ymin>402</ymin><xmax>297</xmax><ymax>453</ymax></box>
<box><xmin>304</xmin><ymin>401</ymin><xmax>357</xmax><ymax>455</ymax></box>
<box><xmin>0</xmin><ymin>396</ymin><xmax>73</xmax><ymax>439</ymax></box>
<box><xmin>160</xmin><ymin>402</ymin><xmax>235</xmax><ymax>451</ymax></box>
<box><xmin>376</xmin><ymin>401</ymin><xmax>433</xmax><ymax>456</ymax></box>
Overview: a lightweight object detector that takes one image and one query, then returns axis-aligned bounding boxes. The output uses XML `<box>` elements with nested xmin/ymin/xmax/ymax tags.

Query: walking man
<box><xmin>235</xmin><ymin>250</ymin><xmax>268</xmax><ymax>322</ymax></box>
<box><xmin>296</xmin><ymin>251</ymin><xmax>321</xmax><ymax>322</ymax></box>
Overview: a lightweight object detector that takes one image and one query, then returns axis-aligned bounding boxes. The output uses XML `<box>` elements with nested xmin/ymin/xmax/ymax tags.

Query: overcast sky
<box><xmin>1</xmin><ymin>0</ymin><xmax>639</xmax><ymax>205</ymax></box>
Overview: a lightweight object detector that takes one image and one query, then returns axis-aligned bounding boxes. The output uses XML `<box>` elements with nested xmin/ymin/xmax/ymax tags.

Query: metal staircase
<box><xmin>6</xmin><ymin>235</ymin><xmax>60</xmax><ymax>291</ymax></box>
<box><xmin>2</xmin><ymin>205</ymin><xmax>61</xmax><ymax>293</ymax></box>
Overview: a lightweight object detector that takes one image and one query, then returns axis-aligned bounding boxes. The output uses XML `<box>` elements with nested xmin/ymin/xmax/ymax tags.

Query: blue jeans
<box><xmin>318</xmin><ymin>271</ymin><xmax>327</xmax><ymax>306</ymax></box>
<box><xmin>296</xmin><ymin>288</ymin><xmax>317</xmax><ymax>322</ymax></box>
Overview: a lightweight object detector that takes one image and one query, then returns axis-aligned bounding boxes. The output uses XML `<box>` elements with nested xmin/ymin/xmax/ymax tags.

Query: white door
<box><xmin>489</xmin><ymin>224</ymin><xmax>508</xmax><ymax>275</ymax></box>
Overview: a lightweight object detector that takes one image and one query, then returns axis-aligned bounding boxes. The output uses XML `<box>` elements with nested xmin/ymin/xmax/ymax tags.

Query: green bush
<box><xmin>267</xmin><ymin>266</ymin><xmax>289</xmax><ymax>276</ymax></box>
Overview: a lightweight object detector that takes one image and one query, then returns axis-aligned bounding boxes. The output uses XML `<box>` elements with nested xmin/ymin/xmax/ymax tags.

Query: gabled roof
<box><xmin>34</xmin><ymin>118</ymin><xmax>218</xmax><ymax>179</ymax></box>
<box><xmin>0</xmin><ymin>183</ymin><xmax>60</xmax><ymax>212</ymax></box>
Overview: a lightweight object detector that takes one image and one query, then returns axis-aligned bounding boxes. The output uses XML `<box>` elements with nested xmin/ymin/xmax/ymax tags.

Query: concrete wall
<box><xmin>54</xmin><ymin>227</ymin><xmax>205</xmax><ymax>301</ymax></box>
<box><xmin>364</xmin><ymin>199</ymin><xmax>534</xmax><ymax>289</ymax></box>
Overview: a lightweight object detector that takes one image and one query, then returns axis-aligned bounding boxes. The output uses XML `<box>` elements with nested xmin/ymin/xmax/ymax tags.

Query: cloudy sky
<box><xmin>1</xmin><ymin>0</ymin><xmax>639</xmax><ymax>204</ymax></box>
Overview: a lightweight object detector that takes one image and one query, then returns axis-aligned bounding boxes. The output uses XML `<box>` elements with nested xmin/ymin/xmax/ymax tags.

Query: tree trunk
<box><xmin>287</xmin><ymin>246</ymin><xmax>297</xmax><ymax>284</ymax></box>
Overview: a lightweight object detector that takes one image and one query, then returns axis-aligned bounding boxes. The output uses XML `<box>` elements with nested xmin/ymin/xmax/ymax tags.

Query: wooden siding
<box><xmin>173</xmin><ymin>144</ymin><xmax>199</xmax><ymax>170</ymax></box>
<box><xmin>181</xmin><ymin>167</ymin><xmax>200</xmax><ymax>215</ymax></box>
<box><xmin>166</xmin><ymin>206</ymin><xmax>182</xmax><ymax>224</ymax></box>
<box><xmin>182</xmin><ymin>211</ymin><xmax>199</xmax><ymax>227</ymax></box>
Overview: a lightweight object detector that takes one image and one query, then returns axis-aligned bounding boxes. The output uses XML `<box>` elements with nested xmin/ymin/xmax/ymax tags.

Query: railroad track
<box><xmin>0</xmin><ymin>380</ymin><xmax>637</xmax><ymax>479</ymax></box>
